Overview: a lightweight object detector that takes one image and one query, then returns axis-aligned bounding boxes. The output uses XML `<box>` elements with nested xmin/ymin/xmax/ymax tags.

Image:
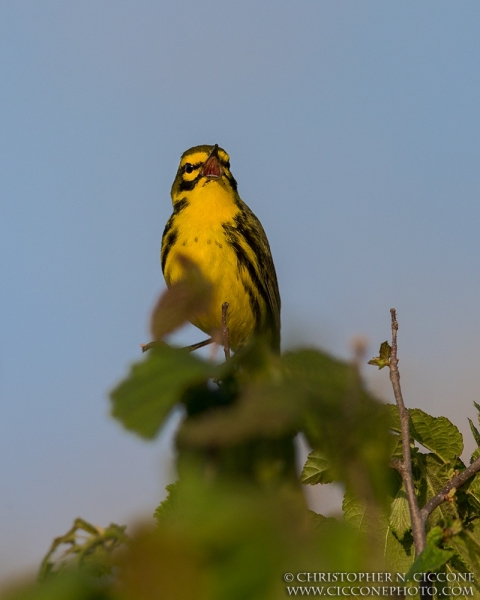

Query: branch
<box><xmin>420</xmin><ymin>455</ymin><xmax>480</xmax><ymax>521</ymax></box>
<box><xmin>388</xmin><ymin>309</ymin><xmax>426</xmax><ymax>554</ymax></box>
<box><xmin>222</xmin><ymin>302</ymin><xmax>231</xmax><ymax>360</ymax></box>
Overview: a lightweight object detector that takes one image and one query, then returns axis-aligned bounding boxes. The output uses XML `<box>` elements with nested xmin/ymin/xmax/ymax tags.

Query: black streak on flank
<box><xmin>232</xmin><ymin>214</ymin><xmax>268</xmax><ymax>286</ymax></box>
<box><xmin>161</xmin><ymin>227</ymin><xmax>178</xmax><ymax>273</ymax></box>
<box><xmin>222</xmin><ymin>223</ymin><xmax>269</xmax><ymax>312</ymax></box>
<box><xmin>233</xmin><ymin>213</ymin><xmax>280</xmax><ymax>347</ymax></box>
<box><xmin>243</xmin><ymin>281</ymin><xmax>262</xmax><ymax>331</ymax></box>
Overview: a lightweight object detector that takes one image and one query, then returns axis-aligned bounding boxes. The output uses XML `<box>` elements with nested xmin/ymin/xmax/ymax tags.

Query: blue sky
<box><xmin>1</xmin><ymin>1</ymin><xmax>480</xmax><ymax>581</ymax></box>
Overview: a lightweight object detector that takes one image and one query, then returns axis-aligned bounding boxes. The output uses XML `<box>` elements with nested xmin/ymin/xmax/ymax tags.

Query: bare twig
<box><xmin>221</xmin><ymin>302</ymin><xmax>231</xmax><ymax>360</ymax></box>
<box><xmin>141</xmin><ymin>338</ymin><xmax>213</xmax><ymax>353</ymax></box>
<box><xmin>185</xmin><ymin>338</ymin><xmax>213</xmax><ymax>352</ymax></box>
<box><xmin>389</xmin><ymin>309</ymin><xmax>425</xmax><ymax>554</ymax></box>
<box><xmin>420</xmin><ymin>455</ymin><xmax>480</xmax><ymax>521</ymax></box>
<box><xmin>141</xmin><ymin>341</ymin><xmax>161</xmax><ymax>353</ymax></box>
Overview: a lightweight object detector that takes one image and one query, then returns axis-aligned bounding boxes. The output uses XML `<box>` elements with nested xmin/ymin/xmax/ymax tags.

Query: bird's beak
<box><xmin>201</xmin><ymin>144</ymin><xmax>223</xmax><ymax>178</ymax></box>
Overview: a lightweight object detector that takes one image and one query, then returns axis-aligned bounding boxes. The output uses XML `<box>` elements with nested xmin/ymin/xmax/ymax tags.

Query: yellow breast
<box><xmin>162</xmin><ymin>182</ymin><xmax>258</xmax><ymax>348</ymax></box>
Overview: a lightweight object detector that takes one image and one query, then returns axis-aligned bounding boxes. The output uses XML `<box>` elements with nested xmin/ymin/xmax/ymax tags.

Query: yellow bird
<box><xmin>161</xmin><ymin>144</ymin><xmax>281</xmax><ymax>352</ymax></box>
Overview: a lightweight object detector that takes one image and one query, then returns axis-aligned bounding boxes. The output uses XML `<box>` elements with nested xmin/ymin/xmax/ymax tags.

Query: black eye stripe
<box><xmin>181</xmin><ymin>161</ymin><xmax>202</xmax><ymax>174</ymax></box>
<box><xmin>180</xmin><ymin>156</ymin><xmax>231</xmax><ymax>182</ymax></box>
<box><xmin>182</xmin><ymin>158</ymin><xmax>230</xmax><ymax>168</ymax></box>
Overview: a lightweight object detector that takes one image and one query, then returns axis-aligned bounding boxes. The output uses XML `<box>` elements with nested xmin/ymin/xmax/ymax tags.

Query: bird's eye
<box><xmin>184</xmin><ymin>163</ymin><xmax>194</xmax><ymax>174</ymax></box>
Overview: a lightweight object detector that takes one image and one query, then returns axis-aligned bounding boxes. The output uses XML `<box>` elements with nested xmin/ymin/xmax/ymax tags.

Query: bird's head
<box><xmin>171</xmin><ymin>144</ymin><xmax>238</xmax><ymax>203</ymax></box>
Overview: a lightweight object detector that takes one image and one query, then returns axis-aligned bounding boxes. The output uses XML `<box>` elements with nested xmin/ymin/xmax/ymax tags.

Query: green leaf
<box><xmin>177</xmin><ymin>379</ymin><xmax>303</xmax><ymax>447</ymax></box>
<box><xmin>447</xmin><ymin>519</ymin><xmax>480</xmax><ymax>582</ymax></box>
<box><xmin>411</xmin><ymin>409</ymin><xmax>463</xmax><ymax>463</ymax></box>
<box><xmin>133</xmin><ymin>470</ymin><xmax>373</xmax><ymax>599</ymax></box>
<box><xmin>368</xmin><ymin>340</ymin><xmax>391</xmax><ymax>369</ymax></box>
<box><xmin>38</xmin><ymin>517</ymin><xmax>128</xmax><ymax>582</ymax></box>
<box><xmin>308</xmin><ymin>511</ymin><xmax>336</xmax><ymax>530</ymax></box>
<box><xmin>3</xmin><ymin>569</ymin><xmax>113</xmax><ymax>600</ymax></box>
<box><xmin>465</xmin><ymin>473</ymin><xmax>480</xmax><ymax>512</ymax></box>
<box><xmin>300</xmin><ymin>451</ymin><xmax>335</xmax><ymax>485</ymax></box>
<box><xmin>342</xmin><ymin>491</ymin><xmax>368</xmax><ymax>533</ymax></box>
<box><xmin>285</xmin><ymin>349</ymin><xmax>391</xmax><ymax>505</ymax></box>
<box><xmin>406</xmin><ymin>526</ymin><xmax>455</xmax><ymax>579</ymax></box>
<box><xmin>154</xmin><ymin>483</ymin><xmax>179</xmax><ymax>522</ymax></box>
<box><xmin>342</xmin><ymin>491</ymin><xmax>414</xmax><ymax>572</ymax></box>
<box><xmin>390</xmin><ymin>433</ymin><xmax>403</xmax><ymax>460</ymax></box>
<box><xmin>110</xmin><ymin>345</ymin><xmax>210</xmax><ymax>439</ymax></box>
<box><xmin>414</xmin><ymin>453</ymin><xmax>458</xmax><ymax>526</ymax></box>
<box><xmin>389</xmin><ymin>487</ymin><xmax>411</xmax><ymax>540</ymax></box>
<box><xmin>469</xmin><ymin>418</ymin><xmax>480</xmax><ymax>447</ymax></box>
<box><xmin>388</xmin><ymin>405</ymin><xmax>463</xmax><ymax>464</ymax></box>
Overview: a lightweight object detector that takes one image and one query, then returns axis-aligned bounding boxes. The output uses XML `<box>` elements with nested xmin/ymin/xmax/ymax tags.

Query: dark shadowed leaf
<box><xmin>284</xmin><ymin>349</ymin><xmax>391</xmax><ymax>505</ymax></box>
<box><xmin>111</xmin><ymin>345</ymin><xmax>211</xmax><ymax>439</ymax></box>
<box><xmin>177</xmin><ymin>378</ymin><xmax>303</xmax><ymax>446</ymax></box>
<box><xmin>406</xmin><ymin>527</ymin><xmax>455</xmax><ymax>579</ymax></box>
<box><xmin>414</xmin><ymin>453</ymin><xmax>458</xmax><ymax>526</ymax></box>
<box><xmin>447</xmin><ymin>519</ymin><xmax>480</xmax><ymax>582</ymax></box>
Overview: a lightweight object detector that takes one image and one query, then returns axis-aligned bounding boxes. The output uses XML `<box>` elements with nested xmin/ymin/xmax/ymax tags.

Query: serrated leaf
<box><xmin>154</xmin><ymin>482</ymin><xmax>179</xmax><ymax>522</ymax></box>
<box><xmin>469</xmin><ymin>418</ymin><xmax>480</xmax><ymax>446</ymax></box>
<box><xmin>387</xmin><ymin>405</ymin><xmax>463</xmax><ymax>464</ymax></box>
<box><xmin>448</xmin><ymin>519</ymin><xmax>480</xmax><ymax>581</ymax></box>
<box><xmin>367</xmin><ymin>357</ymin><xmax>390</xmax><ymax>369</ymax></box>
<box><xmin>378</xmin><ymin>340</ymin><xmax>392</xmax><ymax>360</ymax></box>
<box><xmin>465</xmin><ymin>473</ymin><xmax>480</xmax><ymax>509</ymax></box>
<box><xmin>111</xmin><ymin>345</ymin><xmax>210</xmax><ymax>439</ymax></box>
<box><xmin>309</xmin><ymin>511</ymin><xmax>337</xmax><ymax>531</ymax></box>
<box><xmin>406</xmin><ymin>526</ymin><xmax>455</xmax><ymax>579</ymax></box>
<box><xmin>300</xmin><ymin>451</ymin><xmax>335</xmax><ymax>485</ymax></box>
<box><xmin>342</xmin><ymin>491</ymin><xmax>414</xmax><ymax>572</ymax></box>
<box><xmin>390</xmin><ymin>433</ymin><xmax>403</xmax><ymax>460</ymax></box>
<box><xmin>368</xmin><ymin>341</ymin><xmax>391</xmax><ymax>369</ymax></box>
<box><xmin>390</xmin><ymin>488</ymin><xmax>411</xmax><ymax>540</ymax></box>
<box><xmin>342</xmin><ymin>491</ymin><xmax>368</xmax><ymax>533</ymax></box>
<box><xmin>472</xmin><ymin>448</ymin><xmax>480</xmax><ymax>464</ymax></box>
<box><xmin>410</xmin><ymin>409</ymin><xmax>463</xmax><ymax>463</ymax></box>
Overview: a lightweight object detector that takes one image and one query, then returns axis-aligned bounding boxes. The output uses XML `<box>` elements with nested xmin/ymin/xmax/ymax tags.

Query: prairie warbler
<box><xmin>161</xmin><ymin>145</ymin><xmax>280</xmax><ymax>352</ymax></box>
